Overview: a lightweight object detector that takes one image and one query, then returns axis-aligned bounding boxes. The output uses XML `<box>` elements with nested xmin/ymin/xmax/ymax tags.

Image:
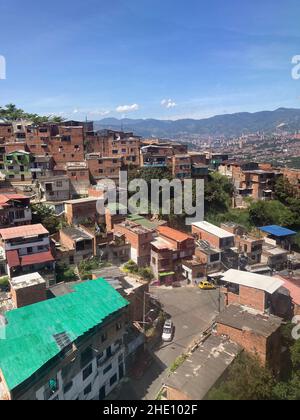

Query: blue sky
<box><xmin>0</xmin><ymin>0</ymin><xmax>300</xmax><ymax>120</ymax></box>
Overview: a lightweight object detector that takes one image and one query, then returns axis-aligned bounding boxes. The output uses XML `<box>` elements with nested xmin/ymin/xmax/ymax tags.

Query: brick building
<box><xmin>87</xmin><ymin>154</ymin><xmax>123</xmax><ymax>183</ymax></box>
<box><xmin>171</xmin><ymin>154</ymin><xmax>192</xmax><ymax>179</ymax></box>
<box><xmin>192</xmin><ymin>221</ymin><xmax>235</xmax><ymax>250</ymax></box>
<box><xmin>220</xmin><ymin>269</ymin><xmax>285</xmax><ymax>314</ymax></box>
<box><xmin>114</xmin><ymin>220</ymin><xmax>155</xmax><ymax>267</ymax></box>
<box><xmin>151</xmin><ymin>226</ymin><xmax>195</xmax><ymax>284</ymax></box>
<box><xmin>64</xmin><ymin>197</ymin><xmax>100</xmax><ymax>225</ymax></box>
<box><xmin>0</xmin><ymin>194</ymin><xmax>32</xmax><ymax>227</ymax></box>
<box><xmin>9</xmin><ymin>272</ymin><xmax>47</xmax><ymax>308</ymax></box>
<box><xmin>57</xmin><ymin>227</ymin><xmax>94</xmax><ymax>265</ymax></box>
<box><xmin>215</xmin><ymin>305</ymin><xmax>282</xmax><ymax>370</ymax></box>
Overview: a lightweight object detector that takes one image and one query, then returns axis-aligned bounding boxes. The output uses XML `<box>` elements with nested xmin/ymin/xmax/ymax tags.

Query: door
<box><xmin>99</xmin><ymin>385</ymin><xmax>106</xmax><ymax>400</ymax></box>
<box><xmin>119</xmin><ymin>364</ymin><xmax>124</xmax><ymax>380</ymax></box>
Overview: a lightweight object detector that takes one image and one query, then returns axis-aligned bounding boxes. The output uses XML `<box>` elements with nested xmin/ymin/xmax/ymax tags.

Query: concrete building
<box><xmin>0</xmin><ymin>224</ymin><xmax>55</xmax><ymax>286</ymax></box>
<box><xmin>0</xmin><ymin>279</ymin><xmax>128</xmax><ymax>400</ymax></box>
<box><xmin>192</xmin><ymin>221</ymin><xmax>235</xmax><ymax>250</ymax></box>
<box><xmin>195</xmin><ymin>240</ymin><xmax>222</xmax><ymax>274</ymax></box>
<box><xmin>35</xmin><ymin>176</ymin><xmax>70</xmax><ymax>202</ymax></box>
<box><xmin>215</xmin><ymin>305</ymin><xmax>282</xmax><ymax>370</ymax></box>
<box><xmin>4</xmin><ymin>151</ymin><xmax>32</xmax><ymax>182</ymax></box>
<box><xmin>0</xmin><ymin>194</ymin><xmax>32</xmax><ymax>227</ymax></box>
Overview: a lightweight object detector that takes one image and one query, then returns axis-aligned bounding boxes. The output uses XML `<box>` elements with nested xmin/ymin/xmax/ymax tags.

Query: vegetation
<box><xmin>31</xmin><ymin>203</ymin><xmax>65</xmax><ymax>234</ymax></box>
<box><xmin>78</xmin><ymin>258</ymin><xmax>111</xmax><ymax>280</ymax></box>
<box><xmin>55</xmin><ymin>264</ymin><xmax>78</xmax><ymax>283</ymax></box>
<box><xmin>208</xmin><ymin>330</ymin><xmax>300</xmax><ymax>400</ymax></box>
<box><xmin>0</xmin><ymin>104</ymin><xmax>64</xmax><ymax>124</ymax></box>
<box><xmin>0</xmin><ymin>276</ymin><xmax>9</xmax><ymax>288</ymax></box>
<box><xmin>123</xmin><ymin>260</ymin><xmax>154</xmax><ymax>281</ymax></box>
<box><xmin>169</xmin><ymin>354</ymin><xmax>189</xmax><ymax>373</ymax></box>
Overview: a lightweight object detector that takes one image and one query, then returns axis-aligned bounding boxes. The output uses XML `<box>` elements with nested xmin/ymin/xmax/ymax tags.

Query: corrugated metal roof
<box><xmin>0</xmin><ymin>224</ymin><xmax>49</xmax><ymax>240</ymax></box>
<box><xmin>259</xmin><ymin>225</ymin><xmax>297</xmax><ymax>237</ymax></box>
<box><xmin>221</xmin><ymin>269</ymin><xmax>284</xmax><ymax>294</ymax></box>
<box><xmin>20</xmin><ymin>250</ymin><xmax>54</xmax><ymax>266</ymax></box>
<box><xmin>0</xmin><ymin>279</ymin><xmax>129</xmax><ymax>391</ymax></box>
<box><xmin>192</xmin><ymin>221</ymin><xmax>235</xmax><ymax>239</ymax></box>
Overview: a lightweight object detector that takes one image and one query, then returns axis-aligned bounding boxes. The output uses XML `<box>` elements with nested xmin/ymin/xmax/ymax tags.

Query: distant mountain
<box><xmin>94</xmin><ymin>108</ymin><xmax>300</xmax><ymax>138</ymax></box>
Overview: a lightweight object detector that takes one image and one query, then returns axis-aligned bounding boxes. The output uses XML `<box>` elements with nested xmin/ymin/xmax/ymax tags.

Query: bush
<box><xmin>138</xmin><ymin>267</ymin><xmax>154</xmax><ymax>281</ymax></box>
<box><xmin>55</xmin><ymin>264</ymin><xmax>78</xmax><ymax>283</ymax></box>
<box><xmin>0</xmin><ymin>276</ymin><xmax>9</xmax><ymax>288</ymax></box>
<box><xmin>123</xmin><ymin>260</ymin><xmax>139</xmax><ymax>274</ymax></box>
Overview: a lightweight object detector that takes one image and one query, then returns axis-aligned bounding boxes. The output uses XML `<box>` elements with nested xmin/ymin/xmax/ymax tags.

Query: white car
<box><xmin>162</xmin><ymin>320</ymin><xmax>174</xmax><ymax>342</ymax></box>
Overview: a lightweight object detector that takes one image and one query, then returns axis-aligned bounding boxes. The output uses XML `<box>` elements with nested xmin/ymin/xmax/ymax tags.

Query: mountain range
<box><xmin>94</xmin><ymin>108</ymin><xmax>300</xmax><ymax>138</ymax></box>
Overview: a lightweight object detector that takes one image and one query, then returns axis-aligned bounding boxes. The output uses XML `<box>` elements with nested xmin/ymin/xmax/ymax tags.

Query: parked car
<box><xmin>198</xmin><ymin>280</ymin><xmax>216</xmax><ymax>290</ymax></box>
<box><xmin>162</xmin><ymin>319</ymin><xmax>174</xmax><ymax>342</ymax></box>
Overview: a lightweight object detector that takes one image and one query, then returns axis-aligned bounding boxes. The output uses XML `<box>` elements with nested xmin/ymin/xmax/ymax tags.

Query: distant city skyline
<box><xmin>0</xmin><ymin>0</ymin><xmax>300</xmax><ymax>120</ymax></box>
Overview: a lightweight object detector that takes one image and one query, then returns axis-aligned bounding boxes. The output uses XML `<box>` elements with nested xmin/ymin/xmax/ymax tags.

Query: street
<box><xmin>117</xmin><ymin>286</ymin><xmax>222</xmax><ymax>400</ymax></box>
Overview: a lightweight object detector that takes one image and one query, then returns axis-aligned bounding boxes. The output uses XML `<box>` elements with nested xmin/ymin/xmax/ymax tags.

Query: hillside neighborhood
<box><xmin>0</xmin><ymin>116</ymin><xmax>299</xmax><ymax>400</ymax></box>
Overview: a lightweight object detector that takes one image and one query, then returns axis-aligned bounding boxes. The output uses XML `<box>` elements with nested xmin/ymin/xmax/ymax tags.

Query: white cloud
<box><xmin>73</xmin><ymin>109</ymin><xmax>110</xmax><ymax>117</ymax></box>
<box><xmin>116</xmin><ymin>104</ymin><xmax>139</xmax><ymax>113</ymax></box>
<box><xmin>161</xmin><ymin>98</ymin><xmax>177</xmax><ymax>109</ymax></box>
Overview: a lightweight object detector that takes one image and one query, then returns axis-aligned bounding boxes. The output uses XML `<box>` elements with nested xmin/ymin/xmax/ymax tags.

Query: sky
<box><xmin>0</xmin><ymin>0</ymin><xmax>300</xmax><ymax>121</ymax></box>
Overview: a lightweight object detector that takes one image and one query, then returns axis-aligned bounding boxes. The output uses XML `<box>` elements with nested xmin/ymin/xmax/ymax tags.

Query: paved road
<box><xmin>117</xmin><ymin>286</ymin><xmax>222</xmax><ymax>400</ymax></box>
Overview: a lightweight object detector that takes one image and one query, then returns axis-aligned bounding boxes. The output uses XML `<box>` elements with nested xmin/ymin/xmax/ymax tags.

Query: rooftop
<box><xmin>0</xmin><ymin>224</ymin><xmax>49</xmax><ymax>240</ymax></box>
<box><xmin>192</xmin><ymin>221</ymin><xmax>235</xmax><ymax>239</ymax></box>
<box><xmin>216</xmin><ymin>305</ymin><xmax>282</xmax><ymax>337</ymax></box>
<box><xmin>221</xmin><ymin>269</ymin><xmax>284</xmax><ymax>294</ymax></box>
<box><xmin>127</xmin><ymin>215</ymin><xmax>166</xmax><ymax>230</ymax></box>
<box><xmin>165</xmin><ymin>335</ymin><xmax>241</xmax><ymax>400</ymax></box>
<box><xmin>64</xmin><ymin>197</ymin><xmax>98</xmax><ymax>205</ymax></box>
<box><xmin>0</xmin><ymin>279</ymin><xmax>129</xmax><ymax>391</ymax></box>
<box><xmin>157</xmin><ymin>226</ymin><xmax>193</xmax><ymax>242</ymax></box>
<box><xmin>61</xmin><ymin>227</ymin><xmax>93</xmax><ymax>242</ymax></box>
<box><xmin>10</xmin><ymin>273</ymin><xmax>46</xmax><ymax>290</ymax></box>
<box><xmin>259</xmin><ymin>225</ymin><xmax>297</xmax><ymax>238</ymax></box>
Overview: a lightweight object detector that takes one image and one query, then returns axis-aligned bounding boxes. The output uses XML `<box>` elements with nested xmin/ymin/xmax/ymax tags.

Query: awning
<box><xmin>6</xmin><ymin>250</ymin><xmax>20</xmax><ymax>268</ymax></box>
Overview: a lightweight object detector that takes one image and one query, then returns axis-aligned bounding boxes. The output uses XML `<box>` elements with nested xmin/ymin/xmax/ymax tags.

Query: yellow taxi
<box><xmin>198</xmin><ymin>280</ymin><xmax>216</xmax><ymax>290</ymax></box>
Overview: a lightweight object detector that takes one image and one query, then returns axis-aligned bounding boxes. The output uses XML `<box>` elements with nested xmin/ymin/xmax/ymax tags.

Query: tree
<box><xmin>208</xmin><ymin>354</ymin><xmax>276</xmax><ymax>400</ymax></box>
<box><xmin>31</xmin><ymin>203</ymin><xmax>61</xmax><ymax>234</ymax></box>
<box><xmin>0</xmin><ymin>103</ymin><xmax>64</xmax><ymax>124</ymax></box>
<box><xmin>274</xmin><ymin>177</ymin><xmax>297</xmax><ymax>205</ymax></box>
<box><xmin>204</xmin><ymin>173</ymin><xmax>234</xmax><ymax>215</ymax></box>
<box><xmin>249</xmin><ymin>200</ymin><xmax>295</xmax><ymax>227</ymax></box>
<box><xmin>55</xmin><ymin>264</ymin><xmax>78</xmax><ymax>283</ymax></box>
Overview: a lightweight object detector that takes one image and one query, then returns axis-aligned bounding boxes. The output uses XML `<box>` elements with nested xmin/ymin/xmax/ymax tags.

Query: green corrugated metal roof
<box><xmin>0</xmin><ymin>279</ymin><xmax>128</xmax><ymax>391</ymax></box>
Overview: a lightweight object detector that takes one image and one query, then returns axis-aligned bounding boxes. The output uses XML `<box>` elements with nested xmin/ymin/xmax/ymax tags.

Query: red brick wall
<box><xmin>216</xmin><ymin>323</ymin><xmax>268</xmax><ymax>366</ymax></box>
<box><xmin>192</xmin><ymin>226</ymin><xmax>221</xmax><ymax>249</ymax></box>
<box><xmin>65</xmin><ymin>200</ymin><xmax>98</xmax><ymax>225</ymax></box>
<box><xmin>224</xmin><ymin>286</ymin><xmax>266</xmax><ymax>312</ymax></box>
<box><xmin>11</xmin><ymin>283</ymin><xmax>47</xmax><ymax>308</ymax></box>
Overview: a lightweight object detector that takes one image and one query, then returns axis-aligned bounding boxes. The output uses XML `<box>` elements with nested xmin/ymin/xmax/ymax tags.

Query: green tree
<box><xmin>31</xmin><ymin>203</ymin><xmax>61</xmax><ymax>234</ymax></box>
<box><xmin>249</xmin><ymin>200</ymin><xmax>295</xmax><ymax>227</ymax></box>
<box><xmin>208</xmin><ymin>354</ymin><xmax>276</xmax><ymax>400</ymax></box>
<box><xmin>55</xmin><ymin>264</ymin><xmax>78</xmax><ymax>283</ymax></box>
<box><xmin>0</xmin><ymin>103</ymin><xmax>64</xmax><ymax>124</ymax></box>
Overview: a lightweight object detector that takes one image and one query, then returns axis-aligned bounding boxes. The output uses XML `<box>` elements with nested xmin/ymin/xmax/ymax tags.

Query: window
<box><xmin>82</xmin><ymin>364</ymin><xmax>93</xmax><ymax>381</ymax></box>
<box><xmin>81</xmin><ymin>347</ymin><xmax>93</xmax><ymax>368</ymax></box>
<box><xmin>38</xmin><ymin>245</ymin><xmax>44</xmax><ymax>251</ymax></box>
<box><xmin>96</xmin><ymin>352</ymin><xmax>104</xmax><ymax>366</ymax></box>
<box><xmin>56</xmin><ymin>181</ymin><xmax>63</xmax><ymax>187</ymax></box>
<box><xmin>84</xmin><ymin>384</ymin><xmax>92</xmax><ymax>395</ymax></box>
<box><xmin>110</xmin><ymin>374</ymin><xmax>118</xmax><ymax>387</ymax></box>
<box><xmin>63</xmin><ymin>381</ymin><xmax>73</xmax><ymax>394</ymax></box>
<box><xmin>103</xmin><ymin>364</ymin><xmax>112</xmax><ymax>375</ymax></box>
<box><xmin>27</xmin><ymin>247</ymin><xmax>33</xmax><ymax>254</ymax></box>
